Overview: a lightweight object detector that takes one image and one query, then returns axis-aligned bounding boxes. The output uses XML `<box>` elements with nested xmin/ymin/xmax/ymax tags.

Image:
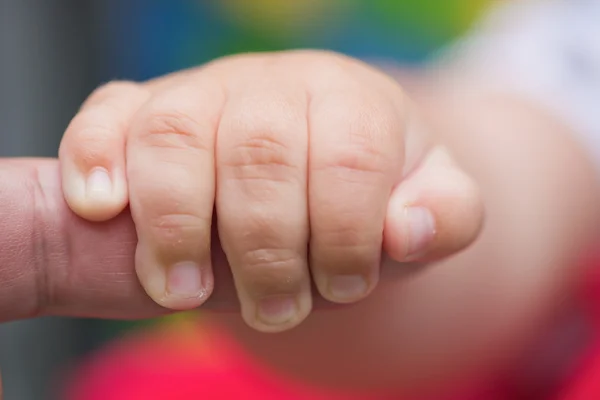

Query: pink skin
<box><xmin>57</xmin><ymin>51</ymin><xmax>482</xmax><ymax>333</ymax></box>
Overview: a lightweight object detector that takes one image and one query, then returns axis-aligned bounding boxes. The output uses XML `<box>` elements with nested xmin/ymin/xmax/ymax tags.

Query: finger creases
<box><xmin>127</xmin><ymin>77</ymin><xmax>226</xmax><ymax>311</ymax></box>
<box><xmin>307</xmin><ymin>80</ymin><xmax>405</xmax><ymax>304</ymax></box>
<box><xmin>216</xmin><ymin>77</ymin><xmax>312</xmax><ymax>333</ymax></box>
<box><xmin>59</xmin><ymin>81</ymin><xmax>150</xmax><ymax>221</ymax></box>
<box><xmin>383</xmin><ymin>146</ymin><xmax>484</xmax><ymax>263</ymax></box>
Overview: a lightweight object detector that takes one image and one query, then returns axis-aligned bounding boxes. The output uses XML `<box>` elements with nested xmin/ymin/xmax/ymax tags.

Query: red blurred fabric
<box><xmin>65</xmin><ymin>318</ymin><xmax>392</xmax><ymax>400</ymax></box>
<box><xmin>556</xmin><ymin>253</ymin><xmax>600</xmax><ymax>400</ymax></box>
<box><xmin>65</xmin><ymin>253</ymin><xmax>600</xmax><ymax>400</ymax></box>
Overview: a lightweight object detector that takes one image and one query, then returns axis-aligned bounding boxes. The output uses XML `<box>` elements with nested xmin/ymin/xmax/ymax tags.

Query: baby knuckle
<box><xmin>238</xmin><ymin>247</ymin><xmax>305</xmax><ymax>293</ymax></box>
<box><xmin>147</xmin><ymin>212</ymin><xmax>211</xmax><ymax>251</ymax></box>
<box><xmin>84</xmin><ymin>81</ymin><xmax>142</xmax><ymax>107</ymax></box>
<box><xmin>140</xmin><ymin>107</ymin><xmax>212</xmax><ymax>153</ymax></box>
<box><xmin>223</xmin><ymin>128</ymin><xmax>300</xmax><ymax>184</ymax></box>
<box><xmin>324</xmin><ymin>144</ymin><xmax>388</xmax><ymax>177</ymax></box>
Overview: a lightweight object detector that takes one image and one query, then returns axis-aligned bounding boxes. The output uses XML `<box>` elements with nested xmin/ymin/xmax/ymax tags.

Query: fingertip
<box><xmin>240</xmin><ymin>290</ymin><xmax>313</xmax><ymax>333</ymax></box>
<box><xmin>62</xmin><ymin>163</ymin><xmax>129</xmax><ymax>222</ymax></box>
<box><xmin>383</xmin><ymin>203</ymin><xmax>437</xmax><ymax>262</ymax></box>
<box><xmin>384</xmin><ymin>147</ymin><xmax>484</xmax><ymax>262</ymax></box>
<box><xmin>135</xmin><ymin>247</ymin><xmax>214</xmax><ymax>311</ymax></box>
<box><xmin>59</xmin><ymin>80</ymin><xmax>150</xmax><ymax>222</ymax></box>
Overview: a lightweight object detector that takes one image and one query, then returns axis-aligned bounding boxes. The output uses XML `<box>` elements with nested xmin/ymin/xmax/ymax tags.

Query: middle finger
<box><xmin>216</xmin><ymin>66</ymin><xmax>311</xmax><ymax>333</ymax></box>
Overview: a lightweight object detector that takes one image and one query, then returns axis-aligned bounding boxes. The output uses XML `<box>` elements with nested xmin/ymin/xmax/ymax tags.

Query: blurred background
<box><xmin>0</xmin><ymin>1</ymin><xmax>490</xmax><ymax>398</ymax></box>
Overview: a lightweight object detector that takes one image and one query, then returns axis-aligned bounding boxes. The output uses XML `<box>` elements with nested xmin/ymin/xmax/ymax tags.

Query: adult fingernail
<box><xmin>327</xmin><ymin>274</ymin><xmax>369</xmax><ymax>303</ymax></box>
<box><xmin>167</xmin><ymin>261</ymin><xmax>206</xmax><ymax>299</ymax></box>
<box><xmin>405</xmin><ymin>206</ymin><xmax>436</xmax><ymax>258</ymax></box>
<box><xmin>86</xmin><ymin>167</ymin><xmax>112</xmax><ymax>200</ymax></box>
<box><xmin>256</xmin><ymin>295</ymin><xmax>299</xmax><ymax>327</ymax></box>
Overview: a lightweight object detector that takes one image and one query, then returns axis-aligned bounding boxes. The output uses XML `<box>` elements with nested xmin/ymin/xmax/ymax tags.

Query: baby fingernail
<box><xmin>86</xmin><ymin>167</ymin><xmax>112</xmax><ymax>200</ymax></box>
<box><xmin>405</xmin><ymin>206</ymin><xmax>436</xmax><ymax>258</ymax></box>
<box><xmin>328</xmin><ymin>274</ymin><xmax>369</xmax><ymax>303</ymax></box>
<box><xmin>167</xmin><ymin>261</ymin><xmax>206</xmax><ymax>299</ymax></box>
<box><xmin>256</xmin><ymin>295</ymin><xmax>298</xmax><ymax>326</ymax></box>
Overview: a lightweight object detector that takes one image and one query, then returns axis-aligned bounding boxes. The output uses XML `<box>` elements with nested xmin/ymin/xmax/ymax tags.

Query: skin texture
<box><xmin>1</xmin><ymin>51</ymin><xmax>598</xmax><ymax>394</ymax></box>
<box><xmin>58</xmin><ymin>51</ymin><xmax>483</xmax><ymax>333</ymax></box>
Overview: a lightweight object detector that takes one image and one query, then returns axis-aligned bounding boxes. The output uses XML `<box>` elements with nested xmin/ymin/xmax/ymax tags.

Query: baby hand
<box><xmin>59</xmin><ymin>51</ymin><xmax>483</xmax><ymax>332</ymax></box>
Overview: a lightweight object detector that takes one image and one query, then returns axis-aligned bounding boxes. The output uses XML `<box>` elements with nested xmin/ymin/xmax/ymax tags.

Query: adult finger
<box><xmin>0</xmin><ymin>159</ymin><xmax>352</xmax><ymax>323</ymax></box>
